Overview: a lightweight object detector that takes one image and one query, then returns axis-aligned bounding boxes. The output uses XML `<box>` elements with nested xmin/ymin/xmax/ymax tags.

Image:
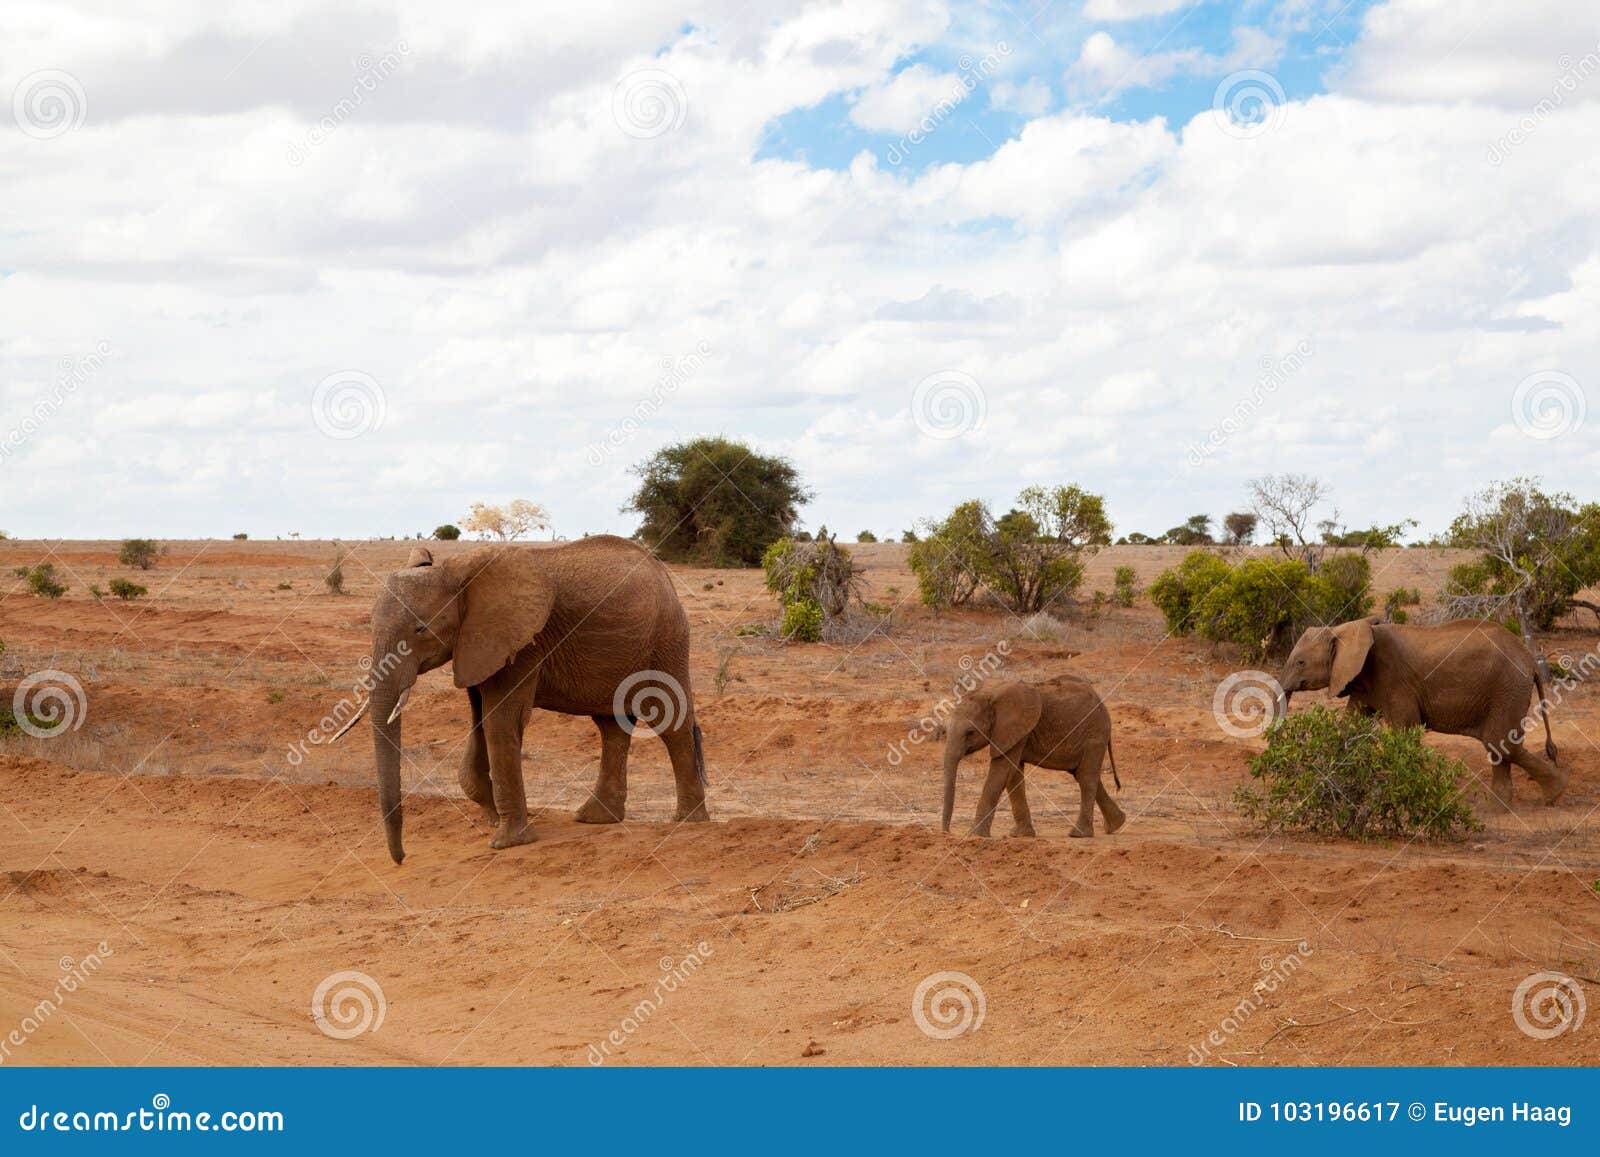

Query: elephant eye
<box><xmin>414</xmin><ymin>623</ymin><xmax>430</xmax><ymax>635</ymax></box>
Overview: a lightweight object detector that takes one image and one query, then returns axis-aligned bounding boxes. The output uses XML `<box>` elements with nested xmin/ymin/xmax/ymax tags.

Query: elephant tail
<box><xmin>1108</xmin><ymin>738</ymin><xmax>1122</xmax><ymax>791</ymax></box>
<box><xmin>693</xmin><ymin>723</ymin><xmax>708</xmax><ymax>785</ymax></box>
<box><xmin>1531</xmin><ymin>664</ymin><xmax>1558</xmax><ymax>764</ymax></box>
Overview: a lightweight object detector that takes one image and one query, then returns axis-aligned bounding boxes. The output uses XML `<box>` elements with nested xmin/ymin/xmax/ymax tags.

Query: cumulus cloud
<box><xmin>0</xmin><ymin>0</ymin><xmax>1597</xmax><ymax>542</ymax></box>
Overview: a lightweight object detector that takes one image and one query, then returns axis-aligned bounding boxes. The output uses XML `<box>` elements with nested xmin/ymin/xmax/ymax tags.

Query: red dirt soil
<box><xmin>1</xmin><ymin>540</ymin><xmax>1597</xmax><ymax>1066</ymax></box>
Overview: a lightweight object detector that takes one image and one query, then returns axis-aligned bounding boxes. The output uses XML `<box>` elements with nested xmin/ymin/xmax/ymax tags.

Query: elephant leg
<box><xmin>1004</xmin><ymin>760</ymin><xmax>1035</xmax><ymax>838</ymax></box>
<box><xmin>458</xmin><ymin>686</ymin><xmax>496</xmax><ymax>823</ymax></box>
<box><xmin>1485</xmin><ymin>748</ymin><xmax>1514</xmax><ymax>810</ymax></box>
<box><xmin>1508</xmin><ymin>742</ymin><xmax>1568</xmax><ymax>806</ymax></box>
<box><xmin>1069</xmin><ymin>744</ymin><xmax>1107</xmax><ymax>838</ymax></box>
<box><xmin>970</xmin><ymin>747</ymin><xmax>1019</xmax><ymax>838</ymax></box>
<box><xmin>480</xmin><ymin>671</ymin><xmax>539</xmax><ymax>850</ymax></box>
<box><xmin>662</xmin><ymin>721</ymin><xmax>710</xmax><ymax>823</ymax></box>
<box><xmin>576</xmin><ymin>715</ymin><xmax>631</xmax><ymax>824</ymax></box>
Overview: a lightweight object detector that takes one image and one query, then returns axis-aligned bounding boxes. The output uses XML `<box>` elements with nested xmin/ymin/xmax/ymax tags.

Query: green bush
<box><xmin>1112</xmin><ymin>565</ymin><xmax>1140</xmax><ymax>608</ymax></box>
<box><xmin>232</xmin><ymin>533</ymin><xmax>248</xmax><ymax>540</ymax></box>
<box><xmin>433</xmin><ymin>524</ymin><xmax>462</xmax><ymax>540</ymax></box>
<box><xmin>779</xmin><ymin>599</ymin><xmax>823</xmax><ymax>642</ymax></box>
<box><xmin>856</xmin><ymin>530</ymin><xmax>878</xmax><ymax>543</ymax></box>
<box><xmin>1384</xmin><ymin>587</ymin><xmax>1421</xmax><ymax>624</ymax></box>
<box><xmin>1152</xmin><ymin>551</ymin><xmax>1373</xmax><ymax>657</ymax></box>
<box><xmin>1149</xmin><ymin>551</ymin><xmax>1232</xmax><ymax>634</ymax></box>
<box><xmin>119</xmin><ymin>538</ymin><xmax>159</xmax><ymax>569</ymax></box>
<box><xmin>13</xmin><ymin>564</ymin><xmax>67</xmax><ymax>598</ymax></box>
<box><xmin>1235</xmin><ymin>706</ymin><xmax>1481</xmax><ymax>841</ymax></box>
<box><xmin>908</xmin><ymin>500</ymin><xmax>989</xmax><ymax>608</ymax></box>
<box><xmin>109</xmin><ymin>577</ymin><xmax>147</xmax><ymax>600</ymax></box>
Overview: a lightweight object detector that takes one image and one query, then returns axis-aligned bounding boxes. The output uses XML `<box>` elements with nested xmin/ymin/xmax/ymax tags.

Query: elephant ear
<box><xmin>405</xmin><ymin>546</ymin><xmax>433</xmax><ymax>568</ymax></box>
<box><xmin>988</xmin><ymin>683</ymin><xmax>1043</xmax><ymax>752</ymax></box>
<box><xmin>1330</xmin><ymin>618</ymin><xmax>1376</xmax><ymax>697</ymax></box>
<box><xmin>445</xmin><ymin>548</ymin><xmax>555</xmax><ymax>689</ymax></box>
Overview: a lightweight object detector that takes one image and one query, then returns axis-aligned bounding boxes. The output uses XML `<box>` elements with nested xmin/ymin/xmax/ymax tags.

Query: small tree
<box><xmin>1442</xmin><ymin>479</ymin><xmax>1600</xmax><ymax>661</ymax></box>
<box><xmin>1111</xmin><ymin>566</ymin><xmax>1140</xmax><ymax>608</ymax></box>
<box><xmin>433</xmin><ymin>524</ymin><xmax>462</xmax><ymax>541</ymax></box>
<box><xmin>856</xmin><ymin>530</ymin><xmax>878</xmax><ymax>543</ymax></box>
<box><xmin>109</xmin><ymin>578</ymin><xmax>147</xmax><ymax>600</ymax></box>
<box><xmin>1222</xmin><ymin>512</ymin><xmax>1258</xmax><ymax>545</ymax></box>
<box><xmin>981</xmin><ymin>485</ymin><xmax>1112</xmax><ymax>614</ymax></box>
<box><xmin>462</xmin><ymin>500</ymin><xmax>548</xmax><ymax>541</ymax></box>
<box><xmin>232</xmin><ymin>533</ymin><xmax>248</xmax><ymax>541</ymax></box>
<box><xmin>625</xmin><ymin>436</ymin><xmax>809</xmax><ymax>566</ymax></box>
<box><xmin>1163</xmin><ymin>514</ymin><xmax>1214</xmax><ymax>545</ymax></box>
<box><xmin>119</xmin><ymin>538</ymin><xmax>159</xmax><ymax>569</ymax></box>
<box><xmin>1248</xmin><ymin>474</ymin><xmax>1331</xmax><ymax>570</ymax></box>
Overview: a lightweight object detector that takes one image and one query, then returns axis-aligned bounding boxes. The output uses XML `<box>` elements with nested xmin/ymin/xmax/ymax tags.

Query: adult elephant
<box><xmin>1276</xmin><ymin>617</ymin><xmax>1565</xmax><ymax>806</ymax></box>
<box><xmin>341</xmin><ymin>536</ymin><xmax>708</xmax><ymax>863</ymax></box>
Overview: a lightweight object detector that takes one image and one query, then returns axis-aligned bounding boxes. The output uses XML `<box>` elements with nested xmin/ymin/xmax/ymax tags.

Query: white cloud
<box><xmin>1</xmin><ymin>0</ymin><xmax>1598</xmax><ymax>541</ymax></box>
<box><xmin>850</xmin><ymin>63</ymin><xmax>969</xmax><ymax>133</ymax></box>
<box><xmin>1083</xmin><ymin>0</ymin><xmax>1199</xmax><ymax>20</ymax></box>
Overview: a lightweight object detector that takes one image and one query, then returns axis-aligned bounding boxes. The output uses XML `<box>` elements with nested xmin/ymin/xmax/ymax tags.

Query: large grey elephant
<box><xmin>341</xmin><ymin>536</ymin><xmax>708</xmax><ymax>863</ymax></box>
<box><xmin>1277</xmin><ymin>617</ymin><xmax>1565</xmax><ymax>806</ymax></box>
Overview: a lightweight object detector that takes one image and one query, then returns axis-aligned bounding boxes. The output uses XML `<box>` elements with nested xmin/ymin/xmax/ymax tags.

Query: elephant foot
<box><xmin>575</xmin><ymin>795</ymin><xmax>625</xmax><ymax>824</ymax></box>
<box><xmin>489</xmin><ymin>819</ymin><xmax>539</xmax><ymax>849</ymax></box>
<box><xmin>477</xmin><ymin>803</ymin><xmax>500</xmax><ymax>826</ymax></box>
<box><xmin>1103</xmin><ymin>811</ymin><xmax>1126</xmax><ymax>835</ymax></box>
<box><xmin>1008</xmin><ymin>824</ymin><xmax>1036</xmax><ymax>839</ymax></box>
<box><xmin>966</xmin><ymin>825</ymin><xmax>994</xmax><ymax>839</ymax></box>
<box><xmin>1069</xmin><ymin>825</ymin><xmax>1095</xmax><ymax>839</ymax></box>
<box><xmin>674</xmin><ymin>801</ymin><xmax>710</xmax><ymax>822</ymax></box>
<box><xmin>1540</xmin><ymin>772</ymin><xmax>1569</xmax><ymax>807</ymax></box>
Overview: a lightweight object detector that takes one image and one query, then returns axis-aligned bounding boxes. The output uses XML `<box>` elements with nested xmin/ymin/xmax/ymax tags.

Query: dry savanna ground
<box><xmin>1</xmin><ymin>538</ymin><xmax>1598</xmax><ymax>1067</ymax></box>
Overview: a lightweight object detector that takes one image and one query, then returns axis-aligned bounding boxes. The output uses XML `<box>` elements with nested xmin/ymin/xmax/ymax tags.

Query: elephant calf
<box><xmin>940</xmin><ymin>674</ymin><xmax>1124</xmax><ymax>839</ymax></box>
<box><xmin>1278</xmin><ymin>617</ymin><xmax>1567</xmax><ymax>806</ymax></box>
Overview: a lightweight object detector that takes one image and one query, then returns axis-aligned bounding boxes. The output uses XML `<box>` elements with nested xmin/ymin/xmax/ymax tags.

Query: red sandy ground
<box><xmin>0</xmin><ymin>540</ymin><xmax>1597</xmax><ymax>1066</ymax></box>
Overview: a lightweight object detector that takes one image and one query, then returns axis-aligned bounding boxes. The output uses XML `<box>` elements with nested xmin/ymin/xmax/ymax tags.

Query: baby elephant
<box><xmin>940</xmin><ymin>675</ymin><xmax>1124</xmax><ymax>839</ymax></box>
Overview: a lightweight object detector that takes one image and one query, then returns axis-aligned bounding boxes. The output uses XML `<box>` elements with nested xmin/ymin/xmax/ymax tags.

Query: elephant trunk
<box><xmin>370</xmin><ymin>673</ymin><xmax>411</xmax><ymax>865</ymax></box>
<box><xmin>941</xmin><ymin>740</ymin><xmax>962</xmax><ymax>834</ymax></box>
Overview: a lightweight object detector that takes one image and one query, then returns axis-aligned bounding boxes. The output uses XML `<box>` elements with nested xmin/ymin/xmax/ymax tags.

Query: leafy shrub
<box><xmin>1235</xmin><ymin>706</ymin><xmax>1482</xmax><ymax>841</ymax></box>
<box><xmin>856</xmin><ymin>530</ymin><xmax>878</xmax><ymax>543</ymax></box>
<box><xmin>232</xmin><ymin>533</ymin><xmax>248</xmax><ymax>540</ymax></box>
<box><xmin>1112</xmin><ymin>566</ymin><xmax>1140</xmax><ymax>608</ymax></box>
<box><xmin>433</xmin><ymin>524</ymin><xmax>462</xmax><ymax>541</ymax></box>
<box><xmin>1152</xmin><ymin>551</ymin><xmax>1373</xmax><ymax>657</ymax></box>
<box><xmin>119</xmin><ymin>539</ymin><xmax>159</xmax><ymax>569</ymax></box>
<box><xmin>1149</xmin><ymin>551</ymin><xmax>1232</xmax><ymax>634</ymax></box>
<box><xmin>908</xmin><ymin>500</ymin><xmax>989</xmax><ymax>608</ymax></box>
<box><xmin>13</xmin><ymin>564</ymin><xmax>66</xmax><ymax>598</ymax></box>
<box><xmin>276</xmin><ymin>581</ymin><xmax>292</xmax><ymax>590</ymax></box>
<box><xmin>108</xmin><ymin>578</ymin><xmax>147</xmax><ymax>600</ymax></box>
<box><xmin>1384</xmin><ymin>587</ymin><xmax>1421</xmax><ymax>624</ymax></box>
<box><xmin>779</xmin><ymin>599</ymin><xmax>823</xmax><ymax>642</ymax></box>
<box><xmin>762</xmin><ymin>536</ymin><xmax>863</xmax><ymax>642</ymax></box>
<box><xmin>90</xmin><ymin>584</ymin><xmax>106</xmax><ymax>600</ymax></box>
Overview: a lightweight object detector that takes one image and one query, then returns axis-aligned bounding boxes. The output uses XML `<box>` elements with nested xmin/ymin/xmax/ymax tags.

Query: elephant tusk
<box><xmin>386</xmin><ymin>687</ymin><xmax>412</xmax><ymax>725</ymax></box>
<box><xmin>326</xmin><ymin>699</ymin><xmax>369</xmax><ymax>743</ymax></box>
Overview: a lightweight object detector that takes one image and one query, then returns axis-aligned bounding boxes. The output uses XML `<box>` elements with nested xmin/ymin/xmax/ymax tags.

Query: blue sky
<box><xmin>759</xmin><ymin>0</ymin><xmax>1379</xmax><ymax>175</ymax></box>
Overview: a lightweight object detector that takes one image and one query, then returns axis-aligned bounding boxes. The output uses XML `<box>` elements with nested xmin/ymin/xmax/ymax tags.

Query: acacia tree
<box><xmin>1444</xmin><ymin>479</ymin><xmax>1600</xmax><ymax>665</ymax></box>
<box><xmin>625</xmin><ymin>436</ymin><xmax>810</xmax><ymax>565</ymax></box>
<box><xmin>1223</xmin><ymin>511</ymin><xmax>1258</xmax><ymax>545</ymax></box>
<box><xmin>462</xmin><ymin>500</ymin><xmax>549</xmax><ymax>540</ymax></box>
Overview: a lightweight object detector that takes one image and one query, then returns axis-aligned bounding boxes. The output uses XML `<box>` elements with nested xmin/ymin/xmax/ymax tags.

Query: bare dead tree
<box><xmin>1248</xmin><ymin>473</ymin><xmax>1331</xmax><ymax>571</ymax></box>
